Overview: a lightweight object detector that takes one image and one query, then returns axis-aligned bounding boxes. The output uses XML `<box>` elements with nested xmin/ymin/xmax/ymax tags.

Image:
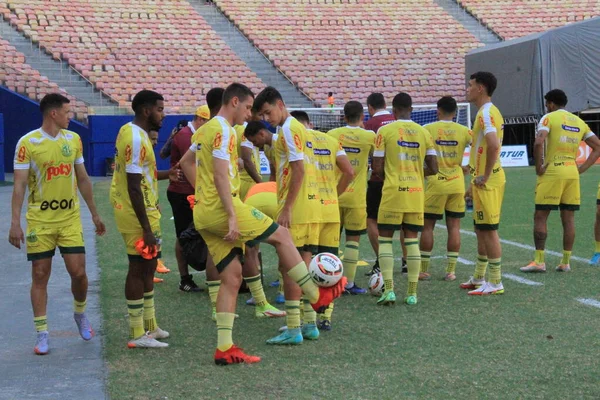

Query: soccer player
<box><xmin>419</xmin><ymin>96</ymin><xmax>472</xmax><ymax>281</ymax></box>
<box><xmin>593</xmin><ymin>184</ymin><xmax>600</xmax><ymax>265</ymax></box>
<box><xmin>520</xmin><ymin>89</ymin><xmax>600</xmax><ymax>273</ymax></box>
<box><xmin>235</xmin><ymin>117</ymin><xmax>262</xmax><ymax>200</ymax></box>
<box><xmin>110</xmin><ymin>90</ymin><xmax>178</xmax><ymax>348</ymax></box>
<box><xmin>180</xmin><ymin>83</ymin><xmax>344</xmax><ymax>363</ymax></box>
<box><xmin>459</xmin><ymin>72</ymin><xmax>506</xmax><ymax>295</ymax></box>
<box><xmin>373</xmin><ymin>92</ymin><xmax>438</xmax><ymax>306</ymax></box>
<box><xmin>328</xmin><ymin>101</ymin><xmax>375</xmax><ymax>294</ymax></box>
<box><xmin>167</xmin><ymin>105</ymin><xmax>210</xmax><ymax>292</ymax></box>
<box><xmin>9</xmin><ymin>93</ymin><xmax>106</xmax><ymax>355</ymax></box>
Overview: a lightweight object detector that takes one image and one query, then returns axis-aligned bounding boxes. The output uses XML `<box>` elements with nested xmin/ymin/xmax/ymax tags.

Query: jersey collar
<box><xmin>373</xmin><ymin>110</ymin><xmax>391</xmax><ymax>117</ymax></box>
<box><xmin>39</xmin><ymin>128</ymin><xmax>61</xmax><ymax>141</ymax></box>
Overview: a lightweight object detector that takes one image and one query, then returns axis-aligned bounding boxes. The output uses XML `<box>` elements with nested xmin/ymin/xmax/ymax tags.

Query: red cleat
<box><xmin>311</xmin><ymin>277</ymin><xmax>347</xmax><ymax>313</ymax></box>
<box><xmin>214</xmin><ymin>345</ymin><xmax>261</xmax><ymax>366</ymax></box>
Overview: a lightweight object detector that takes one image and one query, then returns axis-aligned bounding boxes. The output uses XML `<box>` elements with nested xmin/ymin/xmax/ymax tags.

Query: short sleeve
<box><xmin>336</xmin><ymin>140</ymin><xmax>346</xmax><ymax>157</ymax></box>
<box><xmin>282</xmin><ymin>125</ymin><xmax>304</xmax><ymax>162</ymax></box>
<box><xmin>537</xmin><ymin>114</ymin><xmax>550</xmax><ymax>133</ymax></box>
<box><xmin>582</xmin><ymin>123</ymin><xmax>595</xmax><ymax>141</ymax></box>
<box><xmin>466</xmin><ymin>129</ymin><xmax>473</xmax><ymax>146</ymax></box>
<box><xmin>13</xmin><ymin>138</ymin><xmax>31</xmax><ymax>170</ymax></box>
<box><xmin>212</xmin><ymin>127</ymin><xmax>234</xmax><ymax>161</ymax></box>
<box><xmin>241</xmin><ymin>135</ymin><xmax>254</xmax><ymax>149</ymax></box>
<box><xmin>482</xmin><ymin>107</ymin><xmax>497</xmax><ymax>135</ymax></box>
<box><xmin>125</xmin><ymin>130</ymin><xmax>144</xmax><ymax>174</ymax></box>
<box><xmin>373</xmin><ymin>131</ymin><xmax>385</xmax><ymax>157</ymax></box>
<box><xmin>74</xmin><ymin>136</ymin><xmax>84</xmax><ymax>165</ymax></box>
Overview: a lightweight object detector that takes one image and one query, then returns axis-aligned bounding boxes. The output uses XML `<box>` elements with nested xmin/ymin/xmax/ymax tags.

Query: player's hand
<box><xmin>168</xmin><ymin>167</ymin><xmax>183</xmax><ymax>182</ymax></box>
<box><xmin>224</xmin><ymin>215</ymin><xmax>240</xmax><ymax>242</ymax></box>
<box><xmin>143</xmin><ymin>230</ymin><xmax>157</xmax><ymax>250</ymax></box>
<box><xmin>8</xmin><ymin>224</ymin><xmax>24</xmax><ymax>249</ymax></box>
<box><xmin>536</xmin><ymin>163</ymin><xmax>548</xmax><ymax>176</ymax></box>
<box><xmin>92</xmin><ymin>214</ymin><xmax>106</xmax><ymax>236</ymax></box>
<box><xmin>474</xmin><ymin>175</ymin><xmax>487</xmax><ymax>188</ymax></box>
<box><xmin>277</xmin><ymin>207</ymin><xmax>292</xmax><ymax>228</ymax></box>
<box><xmin>464</xmin><ymin>184</ymin><xmax>472</xmax><ymax>200</ymax></box>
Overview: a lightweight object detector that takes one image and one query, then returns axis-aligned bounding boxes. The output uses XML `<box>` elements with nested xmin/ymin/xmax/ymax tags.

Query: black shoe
<box><xmin>179</xmin><ymin>276</ymin><xmax>203</xmax><ymax>293</ymax></box>
<box><xmin>401</xmin><ymin>258</ymin><xmax>407</xmax><ymax>276</ymax></box>
<box><xmin>365</xmin><ymin>260</ymin><xmax>380</xmax><ymax>276</ymax></box>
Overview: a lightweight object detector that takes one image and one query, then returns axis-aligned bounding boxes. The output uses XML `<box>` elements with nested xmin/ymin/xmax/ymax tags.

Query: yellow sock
<box><xmin>596</xmin><ymin>241</ymin><xmax>600</xmax><ymax>253</ymax></box>
<box><xmin>74</xmin><ymin>299</ymin><xmax>87</xmax><ymax>314</ymax></box>
<box><xmin>488</xmin><ymin>258</ymin><xmax>502</xmax><ymax>285</ymax></box>
<box><xmin>216</xmin><ymin>312</ymin><xmax>235</xmax><ymax>351</ymax></box>
<box><xmin>285</xmin><ymin>300</ymin><xmax>301</xmax><ymax>330</ymax></box>
<box><xmin>342</xmin><ymin>241</ymin><xmax>359</xmax><ymax>285</ymax></box>
<box><xmin>561</xmin><ymin>251</ymin><xmax>571</xmax><ymax>265</ymax></box>
<box><xmin>34</xmin><ymin>315</ymin><xmax>48</xmax><ymax>332</ymax></box>
<box><xmin>287</xmin><ymin>262</ymin><xmax>319</xmax><ymax>303</ymax></box>
<box><xmin>406</xmin><ymin>238</ymin><xmax>420</xmax><ymax>296</ymax></box>
<box><xmin>446</xmin><ymin>252</ymin><xmax>458</xmax><ymax>274</ymax></box>
<box><xmin>277</xmin><ymin>270</ymin><xmax>284</xmax><ymax>296</ymax></box>
<box><xmin>474</xmin><ymin>254</ymin><xmax>488</xmax><ymax>280</ymax></box>
<box><xmin>143</xmin><ymin>291</ymin><xmax>157</xmax><ymax>332</ymax></box>
<box><xmin>244</xmin><ymin>274</ymin><xmax>267</xmax><ymax>307</ymax></box>
<box><xmin>378</xmin><ymin>237</ymin><xmax>394</xmax><ymax>292</ymax></box>
<box><xmin>535</xmin><ymin>249</ymin><xmax>545</xmax><ymax>264</ymax></box>
<box><xmin>207</xmin><ymin>280</ymin><xmax>221</xmax><ymax>312</ymax></box>
<box><xmin>420</xmin><ymin>251</ymin><xmax>431</xmax><ymax>273</ymax></box>
<box><xmin>127</xmin><ymin>298</ymin><xmax>145</xmax><ymax>339</ymax></box>
<box><xmin>319</xmin><ymin>302</ymin><xmax>334</xmax><ymax>321</ymax></box>
<box><xmin>302</xmin><ymin>299</ymin><xmax>317</xmax><ymax>324</ymax></box>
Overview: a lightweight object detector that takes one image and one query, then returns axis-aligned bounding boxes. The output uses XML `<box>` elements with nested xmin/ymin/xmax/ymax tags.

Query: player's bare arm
<box><xmin>74</xmin><ymin>164</ymin><xmax>106</xmax><ymax>236</ymax></box>
<box><xmin>179</xmin><ymin>149</ymin><xmax>196</xmax><ymax>184</ymax></box>
<box><xmin>336</xmin><ymin>154</ymin><xmax>355</xmax><ymax>196</ymax></box>
<box><xmin>241</xmin><ymin>146</ymin><xmax>262</xmax><ymax>183</ymax></box>
<box><xmin>475</xmin><ymin>132</ymin><xmax>500</xmax><ymax>187</ymax></box>
<box><xmin>578</xmin><ymin>134</ymin><xmax>600</xmax><ymax>174</ymax></box>
<box><xmin>213</xmin><ymin>157</ymin><xmax>239</xmax><ymax>242</ymax></box>
<box><xmin>126</xmin><ymin>173</ymin><xmax>155</xmax><ymax>248</ymax></box>
<box><xmin>424</xmin><ymin>154</ymin><xmax>439</xmax><ymax>177</ymax></box>
<box><xmin>8</xmin><ymin>169</ymin><xmax>28</xmax><ymax>249</ymax></box>
<box><xmin>279</xmin><ymin>160</ymin><xmax>304</xmax><ymax>228</ymax></box>
<box><xmin>372</xmin><ymin>156</ymin><xmax>384</xmax><ymax>180</ymax></box>
<box><xmin>533</xmin><ymin>129</ymin><xmax>549</xmax><ymax>176</ymax></box>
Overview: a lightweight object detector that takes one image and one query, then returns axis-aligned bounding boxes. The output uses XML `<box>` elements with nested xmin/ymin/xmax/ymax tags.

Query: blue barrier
<box><xmin>0</xmin><ymin>113</ymin><xmax>4</xmax><ymax>181</ymax></box>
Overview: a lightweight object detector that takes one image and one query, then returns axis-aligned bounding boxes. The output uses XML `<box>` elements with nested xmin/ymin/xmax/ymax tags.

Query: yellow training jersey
<box><xmin>273</xmin><ymin>116</ymin><xmax>320</xmax><ymax>224</ymax></box>
<box><xmin>328</xmin><ymin>125</ymin><xmax>375</xmax><ymax>208</ymax></box>
<box><xmin>424</xmin><ymin>121</ymin><xmax>471</xmax><ymax>195</ymax></box>
<box><xmin>309</xmin><ymin>129</ymin><xmax>344</xmax><ymax>223</ymax></box>
<box><xmin>538</xmin><ymin>109</ymin><xmax>595</xmax><ymax>179</ymax></box>
<box><xmin>14</xmin><ymin>128</ymin><xmax>84</xmax><ymax>226</ymax></box>
<box><xmin>469</xmin><ymin>102</ymin><xmax>505</xmax><ymax>187</ymax></box>
<box><xmin>110</xmin><ymin>123</ymin><xmax>160</xmax><ymax>232</ymax></box>
<box><xmin>263</xmin><ymin>133</ymin><xmax>278</xmax><ymax>166</ymax></box>
<box><xmin>235</xmin><ymin>123</ymin><xmax>260</xmax><ymax>182</ymax></box>
<box><xmin>190</xmin><ymin>116</ymin><xmax>240</xmax><ymax>228</ymax></box>
<box><xmin>374</xmin><ymin>119</ymin><xmax>436</xmax><ymax>213</ymax></box>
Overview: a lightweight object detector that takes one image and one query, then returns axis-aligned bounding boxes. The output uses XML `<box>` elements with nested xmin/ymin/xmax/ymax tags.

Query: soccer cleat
<box><xmin>377</xmin><ymin>291</ymin><xmax>396</xmax><ymax>305</ymax></box>
<box><xmin>311</xmin><ymin>277</ymin><xmax>347</xmax><ymax>313</ymax></box>
<box><xmin>468</xmin><ymin>281</ymin><xmax>505</xmax><ymax>296</ymax></box>
<box><xmin>266</xmin><ymin>328</ymin><xmax>303</xmax><ymax>345</ymax></box>
<box><xmin>127</xmin><ymin>333</ymin><xmax>169</xmax><ymax>348</ymax></box>
<box><xmin>179</xmin><ymin>278</ymin><xmax>203</xmax><ymax>292</ymax></box>
<box><xmin>405</xmin><ymin>295</ymin><xmax>418</xmax><ymax>305</ymax></box>
<box><xmin>401</xmin><ymin>259</ymin><xmax>408</xmax><ymax>276</ymax></box>
<box><xmin>153</xmin><ymin>277</ymin><xmax>164</xmax><ymax>283</ymax></box>
<box><xmin>444</xmin><ymin>273</ymin><xmax>456</xmax><ymax>281</ymax></box>
<box><xmin>317</xmin><ymin>319</ymin><xmax>332</xmax><ymax>331</ymax></box>
<box><xmin>343</xmin><ymin>284</ymin><xmax>367</xmax><ymax>295</ymax></box>
<box><xmin>590</xmin><ymin>253</ymin><xmax>600</xmax><ymax>266</ymax></box>
<box><xmin>74</xmin><ymin>313</ymin><xmax>94</xmax><ymax>341</ymax></box>
<box><xmin>278</xmin><ymin>325</ymin><xmax>288</xmax><ymax>332</ymax></box>
<box><xmin>246</xmin><ymin>297</ymin><xmax>256</xmax><ymax>306</ymax></box>
<box><xmin>274</xmin><ymin>293</ymin><xmax>285</xmax><ymax>304</ymax></box>
<box><xmin>301</xmin><ymin>323</ymin><xmax>320</xmax><ymax>340</ymax></box>
<box><xmin>520</xmin><ymin>261</ymin><xmax>546</xmax><ymax>273</ymax></box>
<box><xmin>418</xmin><ymin>272</ymin><xmax>431</xmax><ymax>281</ymax></box>
<box><xmin>460</xmin><ymin>276</ymin><xmax>484</xmax><ymax>290</ymax></box>
<box><xmin>556</xmin><ymin>264</ymin><xmax>571</xmax><ymax>272</ymax></box>
<box><xmin>214</xmin><ymin>345</ymin><xmax>261</xmax><ymax>365</ymax></box>
<box><xmin>365</xmin><ymin>261</ymin><xmax>380</xmax><ymax>276</ymax></box>
<box><xmin>156</xmin><ymin>259</ymin><xmax>170</xmax><ymax>274</ymax></box>
<box><xmin>255</xmin><ymin>303</ymin><xmax>286</xmax><ymax>318</ymax></box>
<box><xmin>269</xmin><ymin>279</ymin><xmax>280</xmax><ymax>287</ymax></box>
<box><xmin>34</xmin><ymin>331</ymin><xmax>49</xmax><ymax>355</ymax></box>
<box><xmin>148</xmin><ymin>327</ymin><xmax>170</xmax><ymax>340</ymax></box>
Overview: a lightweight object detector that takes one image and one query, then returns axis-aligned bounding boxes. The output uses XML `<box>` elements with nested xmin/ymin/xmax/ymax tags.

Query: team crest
<box><xmin>61</xmin><ymin>144</ymin><xmax>72</xmax><ymax>157</ymax></box>
<box><xmin>27</xmin><ymin>230</ymin><xmax>38</xmax><ymax>243</ymax></box>
<box><xmin>251</xmin><ymin>208</ymin><xmax>264</xmax><ymax>220</ymax></box>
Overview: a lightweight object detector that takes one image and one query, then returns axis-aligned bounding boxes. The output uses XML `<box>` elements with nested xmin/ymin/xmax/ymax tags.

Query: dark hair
<box><xmin>344</xmin><ymin>101</ymin><xmax>364</xmax><ymax>123</ymax></box>
<box><xmin>328</xmin><ymin>92</ymin><xmax>333</xmax><ymax>97</ymax></box>
<box><xmin>437</xmin><ymin>96</ymin><xmax>457</xmax><ymax>115</ymax></box>
<box><xmin>253</xmin><ymin>86</ymin><xmax>283</xmax><ymax>113</ymax></box>
<box><xmin>392</xmin><ymin>92</ymin><xmax>412</xmax><ymax>110</ymax></box>
<box><xmin>223</xmin><ymin>83</ymin><xmax>254</xmax><ymax>105</ymax></box>
<box><xmin>206</xmin><ymin>87</ymin><xmax>224</xmax><ymax>115</ymax></box>
<box><xmin>40</xmin><ymin>93</ymin><xmax>70</xmax><ymax>114</ymax></box>
<box><xmin>175</xmin><ymin>119</ymin><xmax>188</xmax><ymax>132</ymax></box>
<box><xmin>132</xmin><ymin>90</ymin><xmax>164</xmax><ymax>114</ymax></box>
<box><xmin>290</xmin><ymin>110</ymin><xmax>310</xmax><ymax>125</ymax></box>
<box><xmin>244</xmin><ymin>120</ymin><xmax>267</xmax><ymax>138</ymax></box>
<box><xmin>544</xmin><ymin>89</ymin><xmax>568</xmax><ymax>107</ymax></box>
<box><xmin>366</xmin><ymin>93</ymin><xmax>386</xmax><ymax>110</ymax></box>
<box><xmin>470</xmin><ymin>71</ymin><xmax>497</xmax><ymax>96</ymax></box>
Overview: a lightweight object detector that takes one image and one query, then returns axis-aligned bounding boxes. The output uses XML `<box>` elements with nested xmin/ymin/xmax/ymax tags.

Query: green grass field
<box><xmin>95</xmin><ymin>167</ymin><xmax>600</xmax><ymax>400</ymax></box>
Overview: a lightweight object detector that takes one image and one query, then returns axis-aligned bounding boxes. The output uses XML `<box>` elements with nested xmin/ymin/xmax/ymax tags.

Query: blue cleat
<box><xmin>266</xmin><ymin>328</ymin><xmax>303</xmax><ymax>345</ymax></box>
<box><xmin>34</xmin><ymin>331</ymin><xmax>49</xmax><ymax>355</ymax></box>
<box><xmin>301</xmin><ymin>323</ymin><xmax>320</xmax><ymax>340</ymax></box>
<box><xmin>590</xmin><ymin>253</ymin><xmax>600</xmax><ymax>266</ymax></box>
<box><xmin>317</xmin><ymin>319</ymin><xmax>332</xmax><ymax>331</ymax></box>
<box><xmin>246</xmin><ymin>297</ymin><xmax>256</xmax><ymax>306</ymax></box>
<box><xmin>74</xmin><ymin>313</ymin><xmax>94</xmax><ymax>341</ymax></box>
<box><xmin>343</xmin><ymin>285</ymin><xmax>367</xmax><ymax>295</ymax></box>
<box><xmin>269</xmin><ymin>279</ymin><xmax>280</xmax><ymax>288</ymax></box>
<box><xmin>275</xmin><ymin>293</ymin><xmax>285</xmax><ymax>304</ymax></box>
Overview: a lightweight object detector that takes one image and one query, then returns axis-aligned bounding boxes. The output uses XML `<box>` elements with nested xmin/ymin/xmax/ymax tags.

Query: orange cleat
<box><xmin>156</xmin><ymin>259</ymin><xmax>171</xmax><ymax>274</ymax></box>
<box><xmin>418</xmin><ymin>272</ymin><xmax>431</xmax><ymax>281</ymax></box>
<box><xmin>214</xmin><ymin>345</ymin><xmax>261</xmax><ymax>365</ymax></box>
<box><xmin>153</xmin><ymin>277</ymin><xmax>164</xmax><ymax>283</ymax></box>
<box><xmin>311</xmin><ymin>277</ymin><xmax>347</xmax><ymax>313</ymax></box>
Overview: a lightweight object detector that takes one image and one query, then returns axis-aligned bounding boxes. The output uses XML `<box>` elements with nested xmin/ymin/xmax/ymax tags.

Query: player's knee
<box><xmin>266</xmin><ymin>226</ymin><xmax>292</xmax><ymax>247</ymax></box>
<box><xmin>69</xmin><ymin>267</ymin><xmax>87</xmax><ymax>281</ymax></box>
<box><xmin>31</xmin><ymin>266</ymin><xmax>51</xmax><ymax>284</ymax></box>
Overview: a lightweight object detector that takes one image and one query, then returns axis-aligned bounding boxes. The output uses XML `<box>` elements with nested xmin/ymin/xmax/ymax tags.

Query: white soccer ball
<box><xmin>368</xmin><ymin>272</ymin><xmax>384</xmax><ymax>296</ymax></box>
<box><xmin>309</xmin><ymin>253</ymin><xmax>344</xmax><ymax>287</ymax></box>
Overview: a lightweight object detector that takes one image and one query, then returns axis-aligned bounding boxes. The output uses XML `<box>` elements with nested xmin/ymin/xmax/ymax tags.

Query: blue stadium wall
<box><xmin>0</xmin><ymin>87</ymin><xmax>90</xmax><ymax>175</ymax></box>
<box><xmin>0</xmin><ymin>113</ymin><xmax>4</xmax><ymax>181</ymax></box>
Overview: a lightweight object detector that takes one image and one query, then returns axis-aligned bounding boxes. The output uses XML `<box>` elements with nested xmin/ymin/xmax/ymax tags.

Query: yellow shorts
<box><xmin>119</xmin><ymin>221</ymin><xmax>162</xmax><ymax>261</ymax></box>
<box><xmin>424</xmin><ymin>192</ymin><xmax>466</xmax><ymax>220</ymax></box>
<box><xmin>318</xmin><ymin>222</ymin><xmax>341</xmax><ymax>253</ymax></box>
<box><xmin>340</xmin><ymin>207</ymin><xmax>367</xmax><ymax>235</ymax></box>
<box><xmin>377</xmin><ymin>210</ymin><xmax>424</xmax><ymax>232</ymax></box>
<box><xmin>289</xmin><ymin>223</ymin><xmax>319</xmax><ymax>254</ymax></box>
<box><xmin>26</xmin><ymin>222</ymin><xmax>85</xmax><ymax>261</ymax></box>
<box><xmin>199</xmin><ymin>203</ymin><xmax>278</xmax><ymax>272</ymax></box>
<box><xmin>473</xmin><ymin>184</ymin><xmax>505</xmax><ymax>230</ymax></box>
<box><xmin>535</xmin><ymin>178</ymin><xmax>580</xmax><ymax>211</ymax></box>
<box><xmin>239</xmin><ymin>179</ymin><xmax>256</xmax><ymax>202</ymax></box>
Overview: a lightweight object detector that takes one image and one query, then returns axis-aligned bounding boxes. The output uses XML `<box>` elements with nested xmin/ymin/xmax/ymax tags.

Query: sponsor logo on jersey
<box><xmin>436</xmin><ymin>140</ymin><xmax>458</xmax><ymax>146</ymax></box>
<box><xmin>316</xmin><ymin>162</ymin><xmax>334</xmax><ymax>170</ymax></box>
<box><xmin>140</xmin><ymin>147</ymin><xmax>146</xmax><ymax>163</ymax></box>
<box><xmin>46</xmin><ymin>163</ymin><xmax>72</xmax><ymax>181</ymax></box>
<box><xmin>293</xmin><ymin>134</ymin><xmax>303</xmax><ymax>151</ymax></box>
<box><xmin>16</xmin><ymin>146</ymin><xmax>27</xmax><ymax>162</ymax></box>
<box><xmin>313</xmin><ymin>148</ymin><xmax>331</xmax><ymax>156</ymax></box>
<box><xmin>437</xmin><ymin>150</ymin><xmax>458</xmax><ymax>158</ymax></box>
<box><xmin>350</xmin><ymin>159</ymin><xmax>361</xmax><ymax>167</ymax></box>
<box><xmin>562</xmin><ymin>125</ymin><xmax>580</xmax><ymax>133</ymax></box>
<box><xmin>308</xmin><ymin>193</ymin><xmax>321</xmax><ymax>200</ymax></box>
<box><xmin>61</xmin><ymin>144</ymin><xmax>72</xmax><ymax>157</ymax></box>
<box><xmin>375</xmin><ymin>134</ymin><xmax>383</xmax><ymax>147</ymax></box>
<box><xmin>343</xmin><ymin>147</ymin><xmax>361</xmax><ymax>153</ymax></box>
<box><xmin>398</xmin><ymin>153</ymin><xmax>420</xmax><ymax>162</ymax></box>
<box><xmin>213</xmin><ymin>132</ymin><xmax>222</xmax><ymax>148</ymax></box>
<box><xmin>542</xmin><ymin>117</ymin><xmax>549</xmax><ymax>127</ymax></box>
<box><xmin>306</xmin><ymin>141</ymin><xmax>313</xmax><ymax>149</ymax></box>
<box><xmin>399</xmin><ymin>176</ymin><xmax>417</xmax><ymax>182</ymax></box>
<box><xmin>320</xmin><ymin>198</ymin><xmax>338</xmax><ymax>206</ymax></box>
<box><xmin>228</xmin><ymin>136</ymin><xmax>235</xmax><ymax>153</ymax></box>
<box><xmin>125</xmin><ymin>144</ymin><xmax>132</xmax><ymax>162</ymax></box>
<box><xmin>40</xmin><ymin>198</ymin><xmax>75</xmax><ymax>211</ymax></box>
<box><xmin>398</xmin><ymin>141</ymin><xmax>420</xmax><ymax>148</ymax></box>
<box><xmin>398</xmin><ymin>186</ymin><xmax>423</xmax><ymax>193</ymax></box>
<box><xmin>559</xmin><ymin>135</ymin><xmax>579</xmax><ymax>144</ymax></box>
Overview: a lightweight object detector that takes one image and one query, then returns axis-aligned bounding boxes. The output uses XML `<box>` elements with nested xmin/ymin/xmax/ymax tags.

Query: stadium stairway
<box><xmin>435</xmin><ymin>0</ymin><xmax>502</xmax><ymax>45</ymax></box>
<box><xmin>0</xmin><ymin>17</ymin><xmax>116</xmax><ymax>108</ymax></box>
<box><xmin>188</xmin><ymin>0</ymin><xmax>314</xmax><ymax>108</ymax></box>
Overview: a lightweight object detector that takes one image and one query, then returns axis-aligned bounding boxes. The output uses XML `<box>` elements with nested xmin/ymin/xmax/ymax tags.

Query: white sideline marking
<box><xmin>576</xmin><ymin>298</ymin><xmax>600</xmax><ymax>309</ymax></box>
<box><xmin>457</xmin><ymin>257</ymin><xmax>475</xmax><ymax>265</ymax></box>
<box><xmin>503</xmin><ymin>273</ymin><xmax>544</xmax><ymax>286</ymax></box>
<box><xmin>436</xmin><ymin>224</ymin><xmax>589</xmax><ymax>264</ymax></box>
